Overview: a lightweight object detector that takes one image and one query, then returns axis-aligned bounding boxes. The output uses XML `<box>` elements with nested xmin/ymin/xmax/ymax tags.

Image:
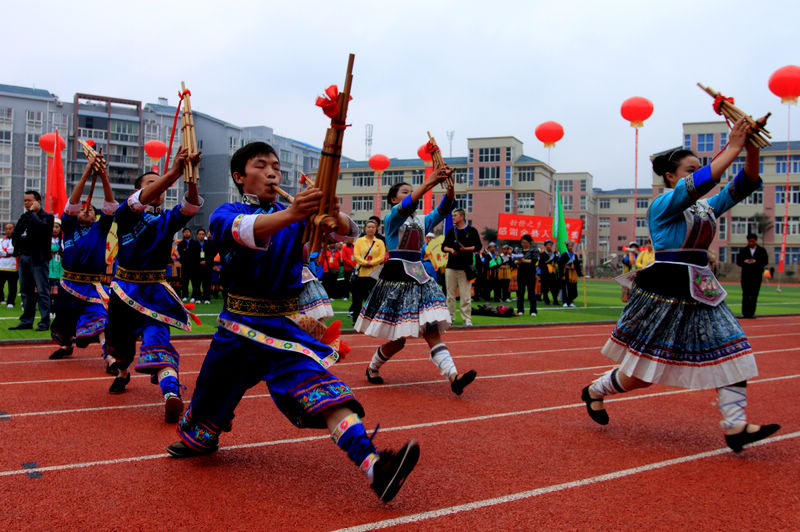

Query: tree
<box><xmin>481</xmin><ymin>227</ymin><xmax>497</xmax><ymax>243</ymax></box>
<box><xmin>752</xmin><ymin>213</ymin><xmax>773</xmax><ymax>244</ymax></box>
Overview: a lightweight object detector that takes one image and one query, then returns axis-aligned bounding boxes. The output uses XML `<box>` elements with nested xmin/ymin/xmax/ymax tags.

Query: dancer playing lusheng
<box><xmin>168</xmin><ymin>142</ymin><xmax>419</xmax><ymax>503</ymax></box>
<box><xmin>356</xmin><ymin>164</ymin><xmax>477</xmax><ymax>394</ymax></box>
<box><xmin>580</xmin><ymin>117</ymin><xmax>779</xmax><ymax>452</ymax></box>
<box><xmin>104</xmin><ymin>146</ymin><xmax>203</xmax><ymax>423</ymax></box>
<box><xmin>49</xmin><ymin>154</ymin><xmax>117</xmax><ymax>367</ymax></box>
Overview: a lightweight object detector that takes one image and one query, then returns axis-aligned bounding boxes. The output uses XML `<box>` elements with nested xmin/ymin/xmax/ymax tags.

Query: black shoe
<box><xmin>164</xmin><ymin>393</ymin><xmax>184</xmax><ymax>423</ymax></box>
<box><xmin>725</xmin><ymin>424</ymin><xmax>780</xmax><ymax>453</ymax></box>
<box><xmin>166</xmin><ymin>440</ymin><xmax>217</xmax><ymax>458</ymax></box>
<box><xmin>9</xmin><ymin>323</ymin><xmax>33</xmax><ymax>330</ymax></box>
<box><xmin>104</xmin><ymin>358</ymin><xmax>119</xmax><ymax>376</ymax></box>
<box><xmin>49</xmin><ymin>347</ymin><xmax>74</xmax><ymax>360</ymax></box>
<box><xmin>371</xmin><ymin>440</ymin><xmax>420</xmax><ymax>503</ymax></box>
<box><xmin>451</xmin><ymin>370</ymin><xmax>477</xmax><ymax>395</ymax></box>
<box><xmin>109</xmin><ymin>373</ymin><xmax>131</xmax><ymax>394</ymax></box>
<box><xmin>36</xmin><ymin>323</ymin><xmax>50</xmax><ymax>332</ymax></box>
<box><xmin>366</xmin><ymin>367</ymin><xmax>384</xmax><ymax>385</ymax></box>
<box><xmin>581</xmin><ymin>386</ymin><xmax>609</xmax><ymax>425</ymax></box>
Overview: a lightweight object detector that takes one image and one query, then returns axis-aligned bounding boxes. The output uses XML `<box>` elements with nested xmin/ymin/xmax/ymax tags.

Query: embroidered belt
<box><xmin>225</xmin><ymin>294</ymin><xmax>298</xmax><ymax>317</ymax></box>
<box><xmin>62</xmin><ymin>269</ymin><xmax>105</xmax><ymax>283</ymax></box>
<box><xmin>115</xmin><ymin>266</ymin><xmax>166</xmax><ymax>283</ymax></box>
<box><xmin>217</xmin><ymin>317</ymin><xmax>339</xmax><ymax>369</ymax></box>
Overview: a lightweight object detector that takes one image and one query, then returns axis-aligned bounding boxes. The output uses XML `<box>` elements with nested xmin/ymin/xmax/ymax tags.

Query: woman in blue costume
<box><xmin>104</xmin><ymin>146</ymin><xmax>203</xmax><ymax>424</ymax></box>
<box><xmin>168</xmin><ymin>142</ymin><xmax>419</xmax><ymax>503</ymax></box>
<box><xmin>49</xmin><ymin>153</ymin><xmax>117</xmax><ymax>369</ymax></box>
<box><xmin>356</xmin><ymin>164</ymin><xmax>477</xmax><ymax>395</ymax></box>
<box><xmin>580</xmin><ymin>117</ymin><xmax>780</xmax><ymax>452</ymax></box>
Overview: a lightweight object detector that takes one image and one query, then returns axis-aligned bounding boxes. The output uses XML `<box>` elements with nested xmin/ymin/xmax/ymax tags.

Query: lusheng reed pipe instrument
<box><xmin>697</xmin><ymin>83</ymin><xmax>772</xmax><ymax>148</ymax></box>
<box><xmin>426</xmin><ymin>132</ymin><xmax>454</xmax><ymax>189</ymax></box>
<box><xmin>78</xmin><ymin>139</ymin><xmax>106</xmax><ymax>208</ymax></box>
<box><xmin>302</xmin><ymin>54</ymin><xmax>355</xmax><ymax>252</ymax></box>
<box><xmin>180</xmin><ymin>82</ymin><xmax>199</xmax><ymax>183</ymax></box>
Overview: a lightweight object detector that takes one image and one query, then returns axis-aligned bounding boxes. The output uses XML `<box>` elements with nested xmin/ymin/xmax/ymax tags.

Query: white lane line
<box><xmin>1</xmin><ymin>374</ymin><xmax>796</xmax><ymax>478</ymax></box>
<box><xmin>331</xmin><ymin>430</ymin><xmax>800</xmax><ymax>532</ymax></box>
<box><xmin>3</xmin><ymin>343</ymin><xmax>798</xmax><ymax>387</ymax></box>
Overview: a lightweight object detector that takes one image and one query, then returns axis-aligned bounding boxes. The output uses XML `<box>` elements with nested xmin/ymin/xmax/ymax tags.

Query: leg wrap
<box><xmin>430</xmin><ymin>343</ymin><xmax>457</xmax><ymax>379</ymax></box>
<box><xmin>589</xmin><ymin>368</ymin><xmax>627</xmax><ymax>398</ymax></box>
<box><xmin>717</xmin><ymin>383</ymin><xmax>747</xmax><ymax>430</ymax></box>
<box><xmin>331</xmin><ymin>413</ymin><xmax>379</xmax><ymax>477</ymax></box>
<box><xmin>158</xmin><ymin>368</ymin><xmax>180</xmax><ymax>396</ymax></box>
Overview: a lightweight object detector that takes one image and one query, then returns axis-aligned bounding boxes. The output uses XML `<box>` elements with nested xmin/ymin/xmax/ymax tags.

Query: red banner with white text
<box><xmin>497</xmin><ymin>213</ymin><xmax>584</xmax><ymax>244</ymax></box>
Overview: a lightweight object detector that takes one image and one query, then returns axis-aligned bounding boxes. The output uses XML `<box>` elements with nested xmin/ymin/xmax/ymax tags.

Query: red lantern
<box><xmin>38</xmin><ymin>132</ymin><xmax>66</xmax><ymax>156</ymax></box>
<box><xmin>768</xmin><ymin>65</ymin><xmax>800</xmax><ymax>105</ymax></box>
<box><xmin>534</xmin><ymin>121</ymin><xmax>564</xmax><ymax>148</ymax></box>
<box><xmin>417</xmin><ymin>144</ymin><xmax>433</xmax><ymax>162</ymax></box>
<box><xmin>368</xmin><ymin>154</ymin><xmax>390</xmax><ymax>172</ymax></box>
<box><xmin>144</xmin><ymin>139</ymin><xmax>168</xmax><ymax>159</ymax></box>
<box><xmin>620</xmin><ymin>97</ymin><xmax>654</xmax><ymax>127</ymax></box>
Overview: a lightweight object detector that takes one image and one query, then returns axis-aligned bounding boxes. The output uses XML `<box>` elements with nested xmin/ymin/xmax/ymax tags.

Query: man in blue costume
<box><xmin>49</xmin><ymin>154</ymin><xmax>117</xmax><ymax>368</ymax></box>
<box><xmin>168</xmin><ymin>142</ymin><xmax>419</xmax><ymax>503</ymax></box>
<box><xmin>105</xmin><ymin>146</ymin><xmax>202</xmax><ymax>423</ymax></box>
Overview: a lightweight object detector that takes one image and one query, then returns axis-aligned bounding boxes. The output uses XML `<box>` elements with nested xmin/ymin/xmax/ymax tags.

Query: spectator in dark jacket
<box><xmin>736</xmin><ymin>233</ymin><xmax>769</xmax><ymax>319</ymax></box>
<box><xmin>10</xmin><ymin>190</ymin><xmax>54</xmax><ymax>330</ymax></box>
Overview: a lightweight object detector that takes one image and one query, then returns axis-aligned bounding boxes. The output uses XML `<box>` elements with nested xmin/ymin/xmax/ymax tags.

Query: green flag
<box><xmin>552</xmin><ymin>182</ymin><xmax>568</xmax><ymax>253</ymax></box>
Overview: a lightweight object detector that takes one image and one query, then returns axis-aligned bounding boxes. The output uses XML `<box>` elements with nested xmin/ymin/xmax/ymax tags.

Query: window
<box><xmin>478</xmin><ymin>147</ymin><xmax>500</xmax><ymax>162</ymax></box>
<box><xmin>775</xmin><ymin>185</ymin><xmax>800</xmax><ymax>204</ymax></box>
<box><xmin>352</xmin><ymin>172</ymin><xmax>374</xmax><ymax>188</ymax></box>
<box><xmin>144</xmin><ymin>120</ymin><xmax>160</xmax><ymax>139</ymax></box>
<box><xmin>562</xmin><ymin>195</ymin><xmax>573</xmax><ymax>210</ymax></box>
<box><xmin>697</xmin><ymin>133</ymin><xmax>714</xmax><ymax>152</ymax></box>
<box><xmin>580</xmin><ymin>180</ymin><xmax>587</xmax><ymax>192</ymax></box>
<box><xmin>636</xmin><ymin>198</ymin><xmax>649</xmax><ymax>208</ymax></box>
<box><xmin>732</xmin><ymin>156</ymin><xmax>763</xmax><ymax>175</ymax></box>
<box><xmin>720</xmin><ymin>133</ymin><xmax>727</xmax><ymax>148</ymax></box>
<box><xmin>742</xmin><ymin>190</ymin><xmax>762</xmax><ymax>205</ymax></box>
<box><xmin>618</xmin><ymin>198</ymin><xmax>628</xmax><ymax>204</ymax></box>
<box><xmin>718</xmin><ymin>216</ymin><xmax>727</xmax><ymax>240</ymax></box>
<box><xmin>505</xmin><ymin>147</ymin><xmax>512</xmax><ymax>162</ymax></box>
<box><xmin>517</xmin><ymin>167</ymin><xmax>535</xmax><ymax>182</ymax></box>
<box><xmin>730</xmin><ymin>216</ymin><xmax>758</xmax><ymax>235</ymax></box>
<box><xmin>505</xmin><ymin>193</ymin><xmax>513</xmax><ymax>213</ymax></box>
<box><xmin>351</xmin><ymin>195</ymin><xmax>373</xmax><ymax>212</ymax></box>
<box><xmin>26</xmin><ymin>132</ymin><xmax>40</xmax><ymax>147</ymax></box>
<box><xmin>774</xmin><ymin>216</ymin><xmax>800</xmax><ymax>235</ymax></box>
<box><xmin>718</xmin><ymin>247</ymin><xmax>727</xmax><ymax>263</ymax></box>
<box><xmin>684</xmin><ymin>134</ymin><xmax>691</xmax><ymax>149</ymax></box>
<box><xmin>774</xmin><ymin>247</ymin><xmax>800</xmax><ymax>266</ymax></box>
<box><xmin>412</xmin><ymin>169</ymin><xmax>424</xmax><ymax>186</ymax></box>
<box><xmin>468</xmin><ymin>150</ymin><xmax>473</xmax><ymax>163</ymax></box>
<box><xmin>580</xmin><ymin>196</ymin><xmax>586</xmax><ymax>210</ymax></box>
<box><xmin>468</xmin><ymin>167</ymin><xmax>473</xmax><ymax>187</ymax></box>
<box><xmin>478</xmin><ymin>166</ymin><xmax>499</xmax><ymax>187</ymax></box>
<box><xmin>618</xmin><ymin>217</ymin><xmax>627</xmax><ymax>223</ymax></box>
<box><xmin>505</xmin><ymin>166</ymin><xmax>512</xmax><ymax>186</ymax></box>
<box><xmin>279</xmin><ymin>149</ymin><xmax>292</xmax><ymax>163</ymax></box>
<box><xmin>617</xmin><ymin>235</ymin><xmax>628</xmax><ymax>241</ymax></box>
<box><xmin>636</xmin><ymin>217</ymin><xmax>647</xmax><ymax>228</ymax></box>
<box><xmin>599</xmin><ymin>199</ymin><xmax>610</xmax><ymax>209</ymax></box>
<box><xmin>26</xmin><ymin>110</ymin><xmax>43</xmax><ymax>126</ymax></box>
<box><xmin>110</xmin><ymin>120</ymin><xmax>139</xmax><ymax>143</ymax></box>
<box><xmin>455</xmin><ymin>193</ymin><xmax>473</xmax><ymax>213</ymax></box>
<box><xmin>599</xmin><ymin>217</ymin><xmax>610</xmax><ymax>229</ymax></box>
<box><xmin>25</xmin><ymin>154</ymin><xmax>41</xmax><ymax>169</ymax></box>
<box><xmin>776</xmin><ymin>155</ymin><xmax>800</xmax><ymax>174</ymax></box>
<box><xmin>517</xmin><ymin>192</ymin><xmax>535</xmax><ymax>210</ymax></box>
<box><xmin>453</xmin><ymin>167</ymin><xmax>467</xmax><ymax>184</ymax></box>
<box><xmin>381</xmin><ymin>170</ymin><xmax>405</xmax><ymax>187</ymax></box>
<box><xmin>0</xmin><ymin>107</ymin><xmax>12</xmax><ymax>122</ymax></box>
<box><xmin>0</xmin><ymin>130</ymin><xmax>10</xmax><ymax>145</ymax></box>
<box><xmin>558</xmin><ymin>180</ymin><xmax>573</xmax><ymax>192</ymax></box>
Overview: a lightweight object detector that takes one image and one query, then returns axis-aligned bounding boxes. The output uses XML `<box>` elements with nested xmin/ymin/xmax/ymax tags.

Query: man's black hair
<box><xmin>134</xmin><ymin>171</ymin><xmax>158</xmax><ymax>190</ymax></box>
<box><xmin>230</xmin><ymin>142</ymin><xmax>279</xmax><ymax>194</ymax></box>
<box><xmin>746</xmin><ymin>232</ymin><xmax>758</xmax><ymax>240</ymax></box>
<box><xmin>24</xmin><ymin>190</ymin><xmax>41</xmax><ymax>202</ymax></box>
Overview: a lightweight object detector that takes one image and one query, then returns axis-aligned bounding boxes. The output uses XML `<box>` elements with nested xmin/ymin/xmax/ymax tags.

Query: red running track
<box><xmin>0</xmin><ymin>317</ymin><xmax>798</xmax><ymax>530</ymax></box>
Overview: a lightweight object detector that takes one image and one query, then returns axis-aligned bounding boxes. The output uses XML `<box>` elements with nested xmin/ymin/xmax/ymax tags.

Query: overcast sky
<box><xmin>4</xmin><ymin>0</ymin><xmax>798</xmax><ymax>189</ymax></box>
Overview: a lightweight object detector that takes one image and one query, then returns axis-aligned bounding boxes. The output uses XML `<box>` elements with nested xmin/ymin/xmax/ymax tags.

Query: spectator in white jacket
<box><xmin>0</xmin><ymin>223</ymin><xmax>18</xmax><ymax>308</ymax></box>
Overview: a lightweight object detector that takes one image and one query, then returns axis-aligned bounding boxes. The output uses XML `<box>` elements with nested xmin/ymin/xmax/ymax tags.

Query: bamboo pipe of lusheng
<box><xmin>697</xmin><ymin>83</ymin><xmax>772</xmax><ymax>148</ymax></box>
<box><xmin>78</xmin><ymin>140</ymin><xmax>106</xmax><ymax>207</ymax></box>
<box><xmin>426</xmin><ymin>132</ymin><xmax>454</xmax><ymax>189</ymax></box>
<box><xmin>180</xmin><ymin>82</ymin><xmax>199</xmax><ymax>183</ymax></box>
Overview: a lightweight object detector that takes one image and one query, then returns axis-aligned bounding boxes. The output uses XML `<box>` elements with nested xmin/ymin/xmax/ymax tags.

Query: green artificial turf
<box><xmin>2</xmin><ymin>279</ymin><xmax>797</xmax><ymax>341</ymax></box>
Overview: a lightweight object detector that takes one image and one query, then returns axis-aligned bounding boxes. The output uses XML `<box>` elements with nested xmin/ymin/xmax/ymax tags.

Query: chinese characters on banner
<box><xmin>497</xmin><ymin>213</ymin><xmax>584</xmax><ymax>244</ymax></box>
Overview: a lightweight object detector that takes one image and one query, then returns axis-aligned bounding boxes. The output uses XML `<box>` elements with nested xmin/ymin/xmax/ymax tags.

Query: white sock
<box><xmin>430</xmin><ymin>343</ymin><xmax>457</xmax><ymax>380</ymax></box>
<box><xmin>368</xmin><ymin>347</ymin><xmax>390</xmax><ymax>371</ymax></box>
<box><xmin>589</xmin><ymin>368</ymin><xmax>626</xmax><ymax>397</ymax></box>
<box><xmin>717</xmin><ymin>384</ymin><xmax>747</xmax><ymax>430</ymax></box>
